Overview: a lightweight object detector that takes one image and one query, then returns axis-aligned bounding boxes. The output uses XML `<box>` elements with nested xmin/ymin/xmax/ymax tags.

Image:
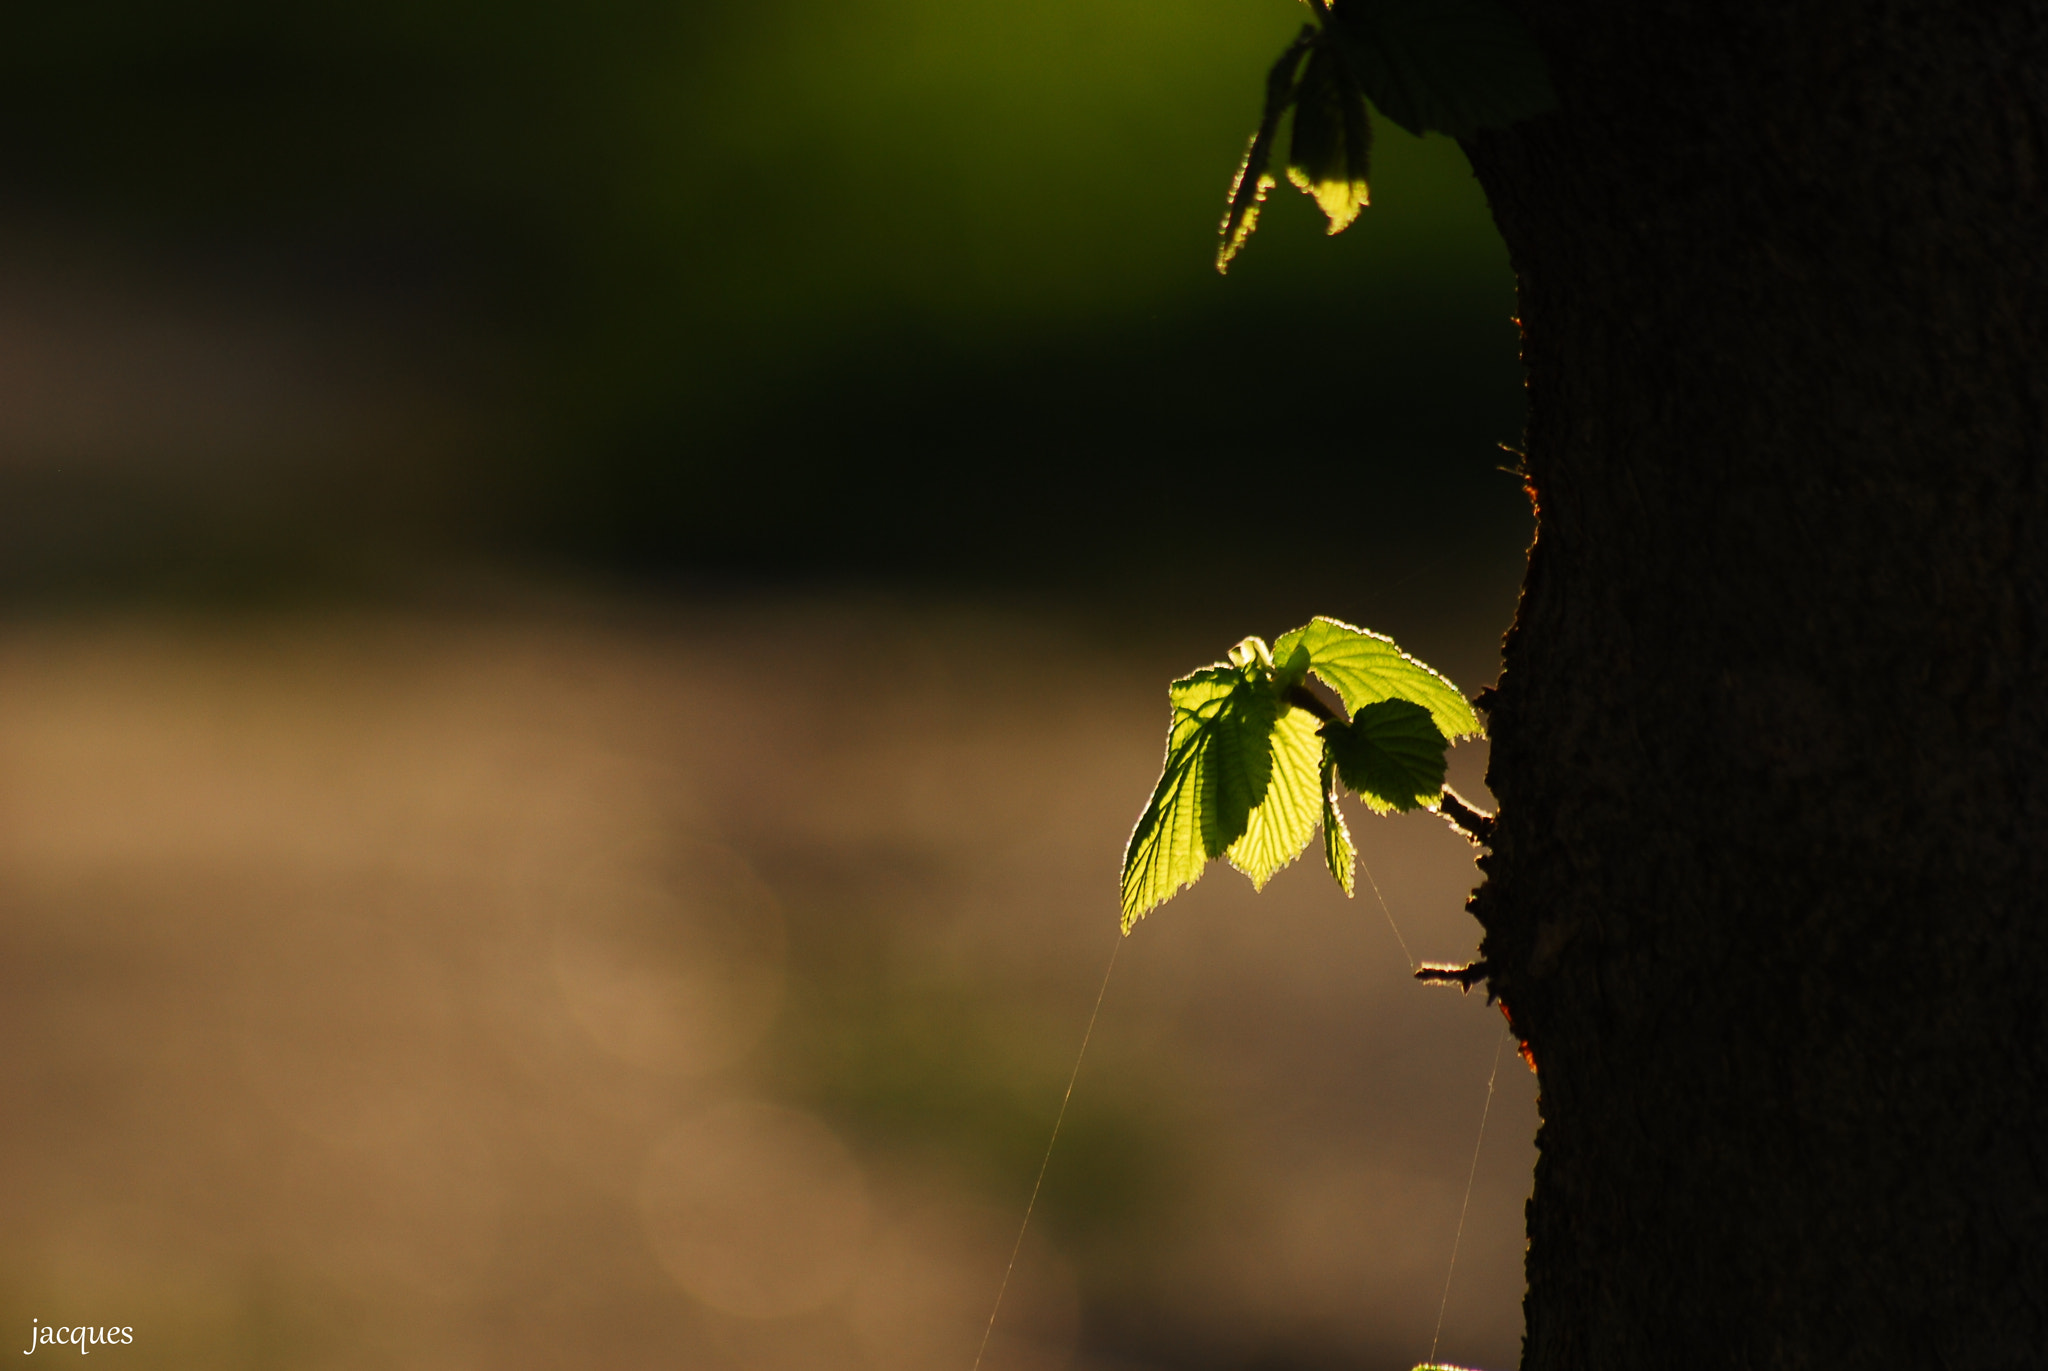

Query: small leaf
<box><xmin>1218</xmin><ymin>25</ymin><xmax>1317</xmax><ymax>273</ymax></box>
<box><xmin>1196</xmin><ymin>674</ymin><xmax>1281</xmax><ymax>858</ymax></box>
<box><xmin>1324</xmin><ymin>698</ymin><xmax>1449</xmax><ymax>813</ymax></box>
<box><xmin>1227</xmin><ymin>702</ymin><xmax>1324</xmax><ymax>889</ymax></box>
<box><xmin>1121</xmin><ymin>616</ymin><xmax>1477</xmax><ymax>925</ymax></box>
<box><xmin>1286</xmin><ymin>37</ymin><xmax>1372</xmax><ymax>235</ymax></box>
<box><xmin>1327</xmin><ymin>0</ymin><xmax>1555</xmax><ymax>139</ymax></box>
<box><xmin>1120</xmin><ymin>664</ymin><xmax>1283</xmax><ymax>928</ymax></box>
<box><xmin>1227</xmin><ymin>634</ymin><xmax>1275</xmax><ymax>671</ymax></box>
<box><xmin>1272</xmin><ymin>616</ymin><xmax>1482</xmax><ymax>742</ymax></box>
<box><xmin>1320</xmin><ymin>752</ymin><xmax>1356</xmax><ymax>896</ymax></box>
<box><xmin>1217</xmin><ymin>148</ymin><xmax>1276</xmax><ymax>275</ymax></box>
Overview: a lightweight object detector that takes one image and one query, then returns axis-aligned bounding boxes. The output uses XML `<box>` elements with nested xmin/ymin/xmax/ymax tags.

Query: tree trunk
<box><xmin>1459</xmin><ymin>4</ymin><xmax>2048</xmax><ymax>1366</ymax></box>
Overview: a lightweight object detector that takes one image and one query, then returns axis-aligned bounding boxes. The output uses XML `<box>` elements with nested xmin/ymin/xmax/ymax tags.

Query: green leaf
<box><xmin>1286</xmin><ymin>36</ymin><xmax>1373</xmax><ymax>236</ymax></box>
<box><xmin>1218</xmin><ymin>25</ymin><xmax>1317</xmax><ymax>274</ymax></box>
<box><xmin>1227</xmin><ymin>701</ymin><xmax>1324</xmax><ymax>889</ymax></box>
<box><xmin>1326</xmin><ymin>0</ymin><xmax>1555</xmax><ymax>139</ymax></box>
<box><xmin>1119</xmin><ymin>663</ymin><xmax>1283</xmax><ymax>928</ymax></box>
<box><xmin>1121</xmin><ymin>617</ymin><xmax>1478</xmax><ymax>924</ymax></box>
<box><xmin>1324</xmin><ymin>698</ymin><xmax>1450</xmax><ymax>813</ymax></box>
<box><xmin>1320</xmin><ymin>753</ymin><xmax>1356</xmax><ymax>896</ymax></box>
<box><xmin>1272</xmin><ymin>616</ymin><xmax>1482</xmax><ymax>742</ymax></box>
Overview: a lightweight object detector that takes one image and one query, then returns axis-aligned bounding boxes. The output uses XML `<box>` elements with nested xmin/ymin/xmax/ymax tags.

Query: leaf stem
<box><xmin>1284</xmin><ymin>683</ymin><xmax>1343</xmax><ymax>724</ymax></box>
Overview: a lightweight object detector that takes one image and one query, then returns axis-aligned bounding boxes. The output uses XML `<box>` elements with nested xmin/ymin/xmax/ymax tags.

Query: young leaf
<box><xmin>1122</xmin><ymin>618</ymin><xmax>1474</xmax><ymax>924</ymax></box>
<box><xmin>1218</xmin><ymin>25</ymin><xmax>1317</xmax><ymax>273</ymax></box>
<box><xmin>1217</xmin><ymin>143</ymin><xmax>1275</xmax><ymax>275</ymax></box>
<box><xmin>1320</xmin><ymin>753</ymin><xmax>1357</xmax><ymax>896</ymax></box>
<box><xmin>1326</xmin><ymin>0</ymin><xmax>1555</xmax><ymax>139</ymax></box>
<box><xmin>1199</xmin><ymin>675</ymin><xmax>1282</xmax><ymax>854</ymax></box>
<box><xmin>1324</xmin><ymin>698</ymin><xmax>1450</xmax><ymax>812</ymax></box>
<box><xmin>1272</xmin><ymin>616</ymin><xmax>1482</xmax><ymax>742</ymax></box>
<box><xmin>1227</xmin><ymin>702</ymin><xmax>1325</xmax><ymax>888</ymax></box>
<box><xmin>1286</xmin><ymin>37</ymin><xmax>1373</xmax><ymax>235</ymax></box>
<box><xmin>1120</xmin><ymin>665</ymin><xmax>1282</xmax><ymax>928</ymax></box>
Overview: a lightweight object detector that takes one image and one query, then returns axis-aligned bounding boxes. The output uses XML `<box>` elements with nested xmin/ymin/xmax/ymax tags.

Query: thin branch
<box><xmin>1438</xmin><ymin>785</ymin><xmax>1495</xmax><ymax>846</ymax></box>
<box><xmin>1415</xmin><ymin>961</ymin><xmax>1490</xmax><ymax>992</ymax></box>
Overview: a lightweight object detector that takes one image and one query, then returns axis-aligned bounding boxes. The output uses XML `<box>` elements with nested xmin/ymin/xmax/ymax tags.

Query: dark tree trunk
<box><xmin>1459</xmin><ymin>3</ymin><xmax>2048</xmax><ymax>1366</ymax></box>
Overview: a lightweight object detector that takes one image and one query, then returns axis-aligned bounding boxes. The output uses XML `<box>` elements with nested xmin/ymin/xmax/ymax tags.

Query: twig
<box><xmin>1438</xmin><ymin>786</ymin><xmax>1495</xmax><ymax>846</ymax></box>
<box><xmin>1414</xmin><ymin>961</ymin><xmax>1490</xmax><ymax>992</ymax></box>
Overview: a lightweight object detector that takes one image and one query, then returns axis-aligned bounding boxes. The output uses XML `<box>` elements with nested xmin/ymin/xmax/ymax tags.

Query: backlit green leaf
<box><xmin>1320</xmin><ymin>753</ymin><xmax>1356</xmax><ymax>896</ymax></box>
<box><xmin>1324</xmin><ymin>698</ymin><xmax>1449</xmax><ymax>813</ymax></box>
<box><xmin>1227</xmin><ymin>702</ymin><xmax>1325</xmax><ymax>889</ymax></box>
<box><xmin>1120</xmin><ymin>663</ymin><xmax>1282</xmax><ymax>928</ymax></box>
<box><xmin>1272</xmin><ymin>616</ymin><xmax>1482</xmax><ymax>742</ymax></box>
<box><xmin>1285</xmin><ymin>37</ymin><xmax>1373</xmax><ymax>235</ymax></box>
<box><xmin>1122</xmin><ymin>617</ymin><xmax>1476</xmax><ymax>923</ymax></box>
<box><xmin>1198</xmin><ymin>675</ymin><xmax>1281</xmax><ymax>856</ymax></box>
<box><xmin>1218</xmin><ymin>25</ymin><xmax>1317</xmax><ymax>274</ymax></box>
<box><xmin>1326</xmin><ymin>0</ymin><xmax>1555</xmax><ymax>139</ymax></box>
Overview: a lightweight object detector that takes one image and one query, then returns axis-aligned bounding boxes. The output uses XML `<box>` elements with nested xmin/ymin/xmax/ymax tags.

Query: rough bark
<box><xmin>1459</xmin><ymin>3</ymin><xmax>2048</xmax><ymax>1367</ymax></box>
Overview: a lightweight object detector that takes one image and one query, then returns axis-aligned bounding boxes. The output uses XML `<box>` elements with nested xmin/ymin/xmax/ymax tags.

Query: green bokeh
<box><xmin>2</xmin><ymin>0</ymin><xmax>1525</xmax><ymax>583</ymax></box>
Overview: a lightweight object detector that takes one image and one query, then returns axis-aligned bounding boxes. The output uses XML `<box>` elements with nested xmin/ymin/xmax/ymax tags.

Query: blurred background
<box><xmin>0</xmin><ymin>0</ymin><xmax>1535</xmax><ymax>1368</ymax></box>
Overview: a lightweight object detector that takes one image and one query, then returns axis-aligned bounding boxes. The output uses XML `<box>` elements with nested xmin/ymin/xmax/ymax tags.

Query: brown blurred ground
<box><xmin>0</xmin><ymin>593</ymin><xmax>1534</xmax><ymax>1370</ymax></box>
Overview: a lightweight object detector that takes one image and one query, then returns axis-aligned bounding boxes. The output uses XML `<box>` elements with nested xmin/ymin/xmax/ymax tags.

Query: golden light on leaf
<box><xmin>1288</xmin><ymin>164</ymin><xmax>1369</xmax><ymax>235</ymax></box>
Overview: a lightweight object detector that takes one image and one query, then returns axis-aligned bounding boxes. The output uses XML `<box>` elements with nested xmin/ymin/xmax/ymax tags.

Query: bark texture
<box><xmin>1460</xmin><ymin>3</ymin><xmax>2048</xmax><ymax>1367</ymax></box>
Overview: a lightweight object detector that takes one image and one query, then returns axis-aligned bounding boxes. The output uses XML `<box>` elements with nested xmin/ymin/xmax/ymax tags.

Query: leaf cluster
<box><xmin>1217</xmin><ymin>0</ymin><xmax>1554</xmax><ymax>271</ymax></box>
<box><xmin>1119</xmin><ymin>618</ymin><xmax>1482</xmax><ymax>929</ymax></box>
